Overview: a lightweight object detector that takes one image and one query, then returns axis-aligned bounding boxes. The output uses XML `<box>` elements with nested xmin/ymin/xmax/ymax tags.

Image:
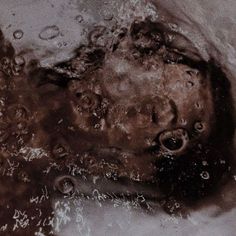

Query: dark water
<box><xmin>0</xmin><ymin>1</ymin><xmax>235</xmax><ymax>235</ymax></box>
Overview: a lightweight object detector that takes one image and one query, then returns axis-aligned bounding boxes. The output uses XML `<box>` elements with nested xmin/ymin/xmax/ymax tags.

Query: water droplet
<box><xmin>39</xmin><ymin>25</ymin><xmax>60</xmax><ymax>40</ymax></box>
<box><xmin>75</xmin><ymin>15</ymin><xmax>83</xmax><ymax>23</ymax></box>
<box><xmin>200</xmin><ymin>171</ymin><xmax>210</xmax><ymax>180</ymax></box>
<box><xmin>54</xmin><ymin>176</ymin><xmax>76</xmax><ymax>195</ymax></box>
<box><xmin>13</xmin><ymin>30</ymin><xmax>24</xmax><ymax>39</ymax></box>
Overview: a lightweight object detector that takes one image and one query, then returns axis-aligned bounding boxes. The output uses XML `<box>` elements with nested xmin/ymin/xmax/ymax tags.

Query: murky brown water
<box><xmin>0</xmin><ymin>1</ymin><xmax>235</xmax><ymax>235</ymax></box>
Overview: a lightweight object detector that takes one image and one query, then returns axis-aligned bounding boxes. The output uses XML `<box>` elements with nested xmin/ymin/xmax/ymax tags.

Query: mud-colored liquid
<box><xmin>0</xmin><ymin>6</ymin><xmax>235</xmax><ymax>236</ymax></box>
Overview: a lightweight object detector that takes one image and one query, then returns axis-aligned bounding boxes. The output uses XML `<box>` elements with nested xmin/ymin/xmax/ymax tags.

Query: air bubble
<box><xmin>194</xmin><ymin>122</ymin><xmax>204</xmax><ymax>132</ymax></box>
<box><xmin>54</xmin><ymin>175</ymin><xmax>76</xmax><ymax>195</ymax></box>
<box><xmin>200</xmin><ymin>171</ymin><xmax>210</xmax><ymax>180</ymax></box>
<box><xmin>39</xmin><ymin>25</ymin><xmax>60</xmax><ymax>40</ymax></box>
<box><xmin>159</xmin><ymin>128</ymin><xmax>189</xmax><ymax>154</ymax></box>
<box><xmin>75</xmin><ymin>15</ymin><xmax>83</xmax><ymax>23</ymax></box>
<box><xmin>13</xmin><ymin>30</ymin><xmax>24</xmax><ymax>39</ymax></box>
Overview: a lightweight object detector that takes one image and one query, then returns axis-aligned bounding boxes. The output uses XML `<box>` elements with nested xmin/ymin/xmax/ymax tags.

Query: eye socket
<box><xmin>159</xmin><ymin>128</ymin><xmax>189</xmax><ymax>154</ymax></box>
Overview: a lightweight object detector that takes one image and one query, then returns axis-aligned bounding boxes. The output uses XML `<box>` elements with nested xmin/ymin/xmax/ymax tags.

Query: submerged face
<box><xmin>67</xmin><ymin>22</ymin><xmax>214</xmax><ymax>157</ymax></box>
<box><xmin>0</xmin><ymin>6</ymin><xmax>234</xmax><ymax>234</ymax></box>
<box><xmin>0</xmin><ymin>18</ymin><xmax>232</xmax><ymax>202</ymax></box>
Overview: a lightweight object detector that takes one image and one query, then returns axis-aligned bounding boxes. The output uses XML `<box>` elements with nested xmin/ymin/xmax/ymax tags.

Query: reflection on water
<box><xmin>0</xmin><ymin>1</ymin><xmax>235</xmax><ymax>236</ymax></box>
